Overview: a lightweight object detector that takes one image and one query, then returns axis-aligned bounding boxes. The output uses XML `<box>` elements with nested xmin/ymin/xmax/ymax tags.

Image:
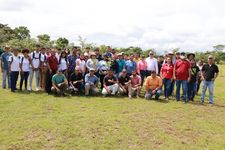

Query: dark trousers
<box><xmin>20</xmin><ymin>71</ymin><xmax>29</xmax><ymax>90</ymax></box>
<box><xmin>45</xmin><ymin>70</ymin><xmax>57</xmax><ymax>93</ymax></box>
<box><xmin>169</xmin><ymin>80</ymin><xmax>175</xmax><ymax>96</ymax></box>
<box><xmin>146</xmin><ymin>70</ymin><xmax>152</xmax><ymax>77</ymax></box>
<box><xmin>140</xmin><ymin>70</ymin><xmax>146</xmax><ymax>86</ymax></box>
<box><xmin>99</xmin><ymin>74</ymin><xmax>106</xmax><ymax>89</ymax></box>
<box><xmin>188</xmin><ymin>81</ymin><xmax>197</xmax><ymax>101</ymax></box>
<box><xmin>10</xmin><ymin>71</ymin><xmax>19</xmax><ymax>91</ymax></box>
<box><xmin>163</xmin><ymin>78</ymin><xmax>172</xmax><ymax>98</ymax></box>
<box><xmin>196</xmin><ymin>79</ymin><xmax>201</xmax><ymax>94</ymax></box>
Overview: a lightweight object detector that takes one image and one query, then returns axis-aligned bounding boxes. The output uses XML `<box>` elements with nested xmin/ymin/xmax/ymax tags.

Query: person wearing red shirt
<box><xmin>161</xmin><ymin>57</ymin><xmax>174</xmax><ymax>101</ymax></box>
<box><xmin>46</xmin><ymin>49</ymin><xmax>59</xmax><ymax>94</ymax></box>
<box><xmin>174</xmin><ymin>52</ymin><xmax>191</xmax><ymax>103</ymax></box>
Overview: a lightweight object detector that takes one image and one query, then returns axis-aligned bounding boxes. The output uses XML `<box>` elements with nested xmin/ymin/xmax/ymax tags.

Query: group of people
<box><xmin>0</xmin><ymin>44</ymin><xmax>219</xmax><ymax>105</ymax></box>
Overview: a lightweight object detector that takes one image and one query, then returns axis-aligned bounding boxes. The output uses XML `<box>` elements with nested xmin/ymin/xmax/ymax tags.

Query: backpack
<box><xmin>21</xmin><ymin>56</ymin><xmax>32</xmax><ymax>65</ymax></box>
<box><xmin>32</xmin><ymin>52</ymin><xmax>41</xmax><ymax>60</ymax></box>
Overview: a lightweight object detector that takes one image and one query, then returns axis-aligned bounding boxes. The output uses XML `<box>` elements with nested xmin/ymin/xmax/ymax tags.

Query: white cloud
<box><xmin>0</xmin><ymin>0</ymin><xmax>225</xmax><ymax>52</ymax></box>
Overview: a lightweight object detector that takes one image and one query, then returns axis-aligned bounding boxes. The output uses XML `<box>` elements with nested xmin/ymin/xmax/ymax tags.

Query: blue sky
<box><xmin>0</xmin><ymin>0</ymin><xmax>225</xmax><ymax>52</ymax></box>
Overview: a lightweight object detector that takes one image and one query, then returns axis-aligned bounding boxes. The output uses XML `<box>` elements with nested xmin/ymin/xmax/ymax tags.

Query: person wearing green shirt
<box><xmin>51</xmin><ymin>69</ymin><xmax>68</xmax><ymax>96</ymax></box>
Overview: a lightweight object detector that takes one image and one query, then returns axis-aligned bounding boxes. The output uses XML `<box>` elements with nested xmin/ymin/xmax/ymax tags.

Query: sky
<box><xmin>0</xmin><ymin>0</ymin><xmax>225</xmax><ymax>52</ymax></box>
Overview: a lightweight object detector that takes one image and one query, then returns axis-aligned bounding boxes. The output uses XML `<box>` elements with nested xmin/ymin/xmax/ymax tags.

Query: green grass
<box><xmin>0</xmin><ymin>66</ymin><xmax>225</xmax><ymax>150</ymax></box>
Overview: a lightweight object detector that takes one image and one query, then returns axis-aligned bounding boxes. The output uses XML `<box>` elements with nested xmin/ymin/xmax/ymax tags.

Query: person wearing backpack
<box><xmin>8</xmin><ymin>48</ymin><xmax>20</xmax><ymax>92</ymax></box>
<box><xmin>19</xmin><ymin>49</ymin><xmax>34</xmax><ymax>91</ymax></box>
<box><xmin>40</xmin><ymin>47</ymin><xmax>47</xmax><ymax>91</ymax></box>
<box><xmin>28</xmin><ymin>44</ymin><xmax>41</xmax><ymax>91</ymax></box>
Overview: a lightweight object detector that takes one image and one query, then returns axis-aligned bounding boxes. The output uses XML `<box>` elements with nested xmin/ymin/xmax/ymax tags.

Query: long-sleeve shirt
<box><xmin>137</xmin><ymin>60</ymin><xmax>147</xmax><ymax>74</ymax></box>
<box><xmin>145</xmin><ymin>57</ymin><xmax>158</xmax><ymax>74</ymax></box>
<box><xmin>86</xmin><ymin>58</ymin><xmax>99</xmax><ymax>71</ymax></box>
<box><xmin>85</xmin><ymin>73</ymin><xmax>99</xmax><ymax>85</ymax></box>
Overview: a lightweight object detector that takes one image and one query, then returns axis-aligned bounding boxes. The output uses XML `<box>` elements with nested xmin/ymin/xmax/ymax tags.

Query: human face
<box><xmin>149</xmin><ymin>52</ymin><xmax>154</xmax><ymax>58</ymax></box>
<box><xmin>130</xmin><ymin>55</ymin><xmax>134</xmax><ymax>61</ymax></box>
<box><xmin>132</xmin><ymin>70</ymin><xmax>136</xmax><ymax>76</ymax></box>
<box><xmin>151</xmin><ymin>73</ymin><xmax>156</xmax><ymax>78</ymax></box>
<box><xmin>90</xmin><ymin>70</ymin><xmax>95</xmax><ymax>76</ymax></box>
<box><xmin>208</xmin><ymin>58</ymin><xmax>213</xmax><ymax>64</ymax></box>
<box><xmin>167</xmin><ymin>57</ymin><xmax>172</xmax><ymax>64</ymax></box>
<box><xmin>108</xmin><ymin>70</ymin><xmax>113</xmax><ymax>76</ymax></box>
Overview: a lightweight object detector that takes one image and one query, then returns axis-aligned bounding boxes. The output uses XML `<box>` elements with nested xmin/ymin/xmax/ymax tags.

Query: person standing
<box><xmin>196</xmin><ymin>59</ymin><xmax>204</xmax><ymax>94</ymax></box>
<box><xmin>161</xmin><ymin>57</ymin><xmax>174</xmax><ymax>101</ymax></box>
<box><xmin>201</xmin><ymin>55</ymin><xmax>219</xmax><ymax>105</ymax></box>
<box><xmin>0</xmin><ymin>45</ymin><xmax>12</xmax><ymax>89</ymax></box>
<box><xmin>146</xmin><ymin>51</ymin><xmax>158</xmax><ymax>77</ymax></box>
<box><xmin>58</xmin><ymin>51</ymin><xmax>68</xmax><ymax>77</ymax></box>
<box><xmin>19</xmin><ymin>49</ymin><xmax>34</xmax><ymax>91</ymax></box>
<box><xmin>67</xmin><ymin>48</ymin><xmax>77</xmax><ymax>81</ymax></box>
<box><xmin>46</xmin><ymin>50</ymin><xmax>59</xmax><ymax>94</ymax></box>
<box><xmin>125</xmin><ymin>54</ymin><xmax>137</xmax><ymax>76</ymax></box>
<box><xmin>8</xmin><ymin>48</ymin><xmax>20</xmax><ymax>92</ymax></box>
<box><xmin>137</xmin><ymin>55</ymin><xmax>147</xmax><ymax>86</ymax></box>
<box><xmin>117</xmin><ymin>53</ymin><xmax>126</xmax><ymax>74</ymax></box>
<box><xmin>86</xmin><ymin>52</ymin><xmax>99</xmax><ymax>75</ymax></box>
<box><xmin>40</xmin><ymin>47</ymin><xmax>47</xmax><ymax>91</ymax></box>
<box><xmin>174</xmin><ymin>53</ymin><xmax>191</xmax><ymax>103</ymax></box>
<box><xmin>29</xmin><ymin>44</ymin><xmax>41</xmax><ymax>91</ymax></box>
<box><xmin>98</xmin><ymin>55</ymin><xmax>110</xmax><ymax>89</ymax></box>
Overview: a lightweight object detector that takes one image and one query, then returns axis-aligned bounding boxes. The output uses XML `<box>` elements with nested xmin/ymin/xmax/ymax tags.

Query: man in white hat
<box><xmin>84</xmin><ymin>68</ymin><xmax>99</xmax><ymax>96</ymax></box>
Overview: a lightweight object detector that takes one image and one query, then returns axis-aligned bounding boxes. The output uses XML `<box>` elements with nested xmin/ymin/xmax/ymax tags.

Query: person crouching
<box><xmin>51</xmin><ymin>69</ymin><xmax>68</xmax><ymax>96</ymax></box>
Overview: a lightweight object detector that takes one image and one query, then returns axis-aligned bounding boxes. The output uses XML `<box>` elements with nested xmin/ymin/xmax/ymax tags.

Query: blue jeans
<box><xmin>145</xmin><ymin>89</ymin><xmax>162</xmax><ymax>100</ymax></box>
<box><xmin>188</xmin><ymin>81</ymin><xmax>196</xmax><ymax>101</ymax></box>
<box><xmin>201</xmin><ymin>81</ymin><xmax>214</xmax><ymax>104</ymax></box>
<box><xmin>163</xmin><ymin>78</ymin><xmax>172</xmax><ymax>98</ymax></box>
<box><xmin>2</xmin><ymin>69</ymin><xmax>11</xmax><ymax>89</ymax></box>
<box><xmin>29</xmin><ymin>68</ymin><xmax>40</xmax><ymax>90</ymax></box>
<box><xmin>140</xmin><ymin>70</ymin><xmax>146</xmax><ymax>86</ymax></box>
<box><xmin>176</xmin><ymin>80</ymin><xmax>188</xmax><ymax>102</ymax></box>
<box><xmin>10</xmin><ymin>71</ymin><xmax>19</xmax><ymax>91</ymax></box>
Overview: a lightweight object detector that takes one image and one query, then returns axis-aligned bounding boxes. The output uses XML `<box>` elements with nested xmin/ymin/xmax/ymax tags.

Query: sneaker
<box><xmin>165</xmin><ymin>98</ymin><xmax>169</xmax><ymax>101</ymax></box>
<box><xmin>28</xmin><ymin>87</ymin><xmax>32</xmax><ymax>91</ymax></box>
<box><xmin>36</xmin><ymin>87</ymin><xmax>40</xmax><ymax>91</ymax></box>
<box><xmin>136</xmin><ymin>95</ymin><xmax>140</xmax><ymax>98</ymax></box>
<box><xmin>129</xmin><ymin>95</ymin><xmax>132</xmax><ymax>99</ymax></box>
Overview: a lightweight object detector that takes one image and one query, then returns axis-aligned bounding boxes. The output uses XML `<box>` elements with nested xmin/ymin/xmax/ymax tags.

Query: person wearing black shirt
<box><xmin>187</xmin><ymin>59</ymin><xmax>200</xmax><ymax>101</ymax></box>
<box><xmin>69</xmin><ymin>66</ymin><xmax>84</xmax><ymax>94</ymax></box>
<box><xmin>102</xmin><ymin>69</ymin><xmax>119</xmax><ymax>96</ymax></box>
<box><xmin>110</xmin><ymin>55</ymin><xmax>119</xmax><ymax>77</ymax></box>
<box><xmin>201</xmin><ymin>55</ymin><xmax>219</xmax><ymax>105</ymax></box>
<box><xmin>118</xmin><ymin>69</ymin><xmax>131</xmax><ymax>95</ymax></box>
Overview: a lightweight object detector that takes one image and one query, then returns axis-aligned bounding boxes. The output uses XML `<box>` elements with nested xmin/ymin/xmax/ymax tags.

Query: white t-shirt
<box><xmin>30</xmin><ymin>51</ymin><xmax>40</xmax><ymax>69</ymax></box>
<box><xmin>8</xmin><ymin>55</ymin><xmax>20</xmax><ymax>72</ymax></box>
<box><xmin>20</xmin><ymin>57</ymin><xmax>30</xmax><ymax>72</ymax></box>
<box><xmin>40</xmin><ymin>53</ymin><xmax>47</xmax><ymax>66</ymax></box>
<box><xmin>76</xmin><ymin>59</ymin><xmax>86</xmax><ymax>72</ymax></box>
<box><xmin>59</xmin><ymin>58</ymin><xmax>67</xmax><ymax>70</ymax></box>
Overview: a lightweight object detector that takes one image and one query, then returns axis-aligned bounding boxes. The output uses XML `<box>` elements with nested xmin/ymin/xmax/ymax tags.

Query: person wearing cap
<box><xmin>145</xmin><ymin>50</ymin><xmax>158</xmax><ymax>77</ymax></box>
<box><xmin>51</xmin><ymin>69</ymin><xmax>68</xmax><ymax>96</ymax></box>
<box><xmin>75</xmin><ymin>53</ymin><xmax>86</xmax><ymax>75</ymax></box>
<box><xmin>98</xmin><ymin>54</ymin><xmax>110</xmax><ymax>89</ymax></box>
<box><xmin>8</xmin><ymin>48</ymin><xmax>21</xmax><ymax>92</ymax></box>
<box><xmin>137</xmin><ymin>54</ymin><xmax>147</xmax><ymax>86</ymax></box>
<box><xmin>84</xmin><ymin>68</ymin><xmax>99</xmax><ymax>96</ymax></box>
<box><xmin>125</xmin><ymin>54</ymin><xmax>137</xmax><ymax>76</ymax></box>
<box><xmin>128</xmin><ymin>70</ymin><xmax>142</xmax><ymax>98</ymax></box>
<box><xmin>28</xmin><ymin>44</ymin><xmax>41</xmax><ymax>91</ymax></box>
<box><xmin>40</xmin><ymin>47</ymin><xmax>48</xmax><ymax>91</ymax></box>
<box><xmin>187</xmin><ymin>59</ymin><xmax>200</xmax><ymax>101</ymax></box>
<box><xmin>174</xmin><ymin>52</ymin><xmax>191</xmax><ymax>103</ymax></box>
<box><xmin>118</xmin><ymin>69</ymin><xmax>131</xmax><ymax>95</ymax></box>
<box><xmin>102</xmin><ymin>69</ymin><xmax>119</xmax><ymax>96</ymax></box>
<box><xmin>67</xmin><ymin>47</ymin><xmax>78</xmax><ymax>82</ymax></box>
<box><xmin>117</xmin><ymin>53</ymin><xmax>126</xmax><ymax>74</ymax></box>
<box><xmin>201</xmin><ymin>55</ymin><xmax>219</xmax><ymax>105</ymax></box>
<box><xmin>19</xmin><ymin>49</ymin><xmax>34</xmax><ymax>91</ymax></box>
<box><xmin>69</xmin><ymin>66</ymin><xmax>84</xmax><ymax>95</ymax></box>
<box><xmin>164</xmin><ymin>51</ymin><xmax>176</xmax><ymax>65</ymax></box>
<box><xmin>161</xmin><ymin>57</ymin><xmax>174</xmax><ymax>101</ymax></box>
<box><xmin>0</xmin><ymin>45</ymin><xmax>12</xmax><ymax>89</ymax></box>
<box><xmin>86</xmin><ymin>52</ymin><xmax>99</xmax><ymax>74</ymax></box>
<box><xmin>145</xmin><ymin>70</ymin><xmax>162</xmax><ymax>100</ymax></box>
<box><xmin>46</xmin><ymin>50</ymin><xmax>59</xmax><ymax>94</ymax></box>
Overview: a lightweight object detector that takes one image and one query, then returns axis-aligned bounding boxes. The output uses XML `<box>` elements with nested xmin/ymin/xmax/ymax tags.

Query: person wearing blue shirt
<box><xmin>0</xmin><ymin>45</ymin><xmax>12</xmax><ymax>89</ymax></box>
<box><xmin>85</xmin><ymin>68</ymin><xmax>99</xmax><ymax>96</ymax></box>
<box><xmin>117</xmin><ymin>53</ymin><xmax>126</xmax><ymax>74</ymax></box>
<box><xmin>125</xmin><ymin>54</ymin><xmax>137</xmax><ymax>76</ymax></box>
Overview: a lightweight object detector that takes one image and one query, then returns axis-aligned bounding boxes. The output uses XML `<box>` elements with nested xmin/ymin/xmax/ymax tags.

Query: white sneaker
<box><xmin>28</xmin><ymin>87</ymin><xmax>32</xmax><ymax>91</ymax></box>
<box><xmin>36</xmin><ymin>87</ymin><xmax>40</xmax><ymax>91</ymax></box>
<box><xmin>129</xmin><ymin>95</ymin><xmax>132</xmax><ymax>99</ymax></box>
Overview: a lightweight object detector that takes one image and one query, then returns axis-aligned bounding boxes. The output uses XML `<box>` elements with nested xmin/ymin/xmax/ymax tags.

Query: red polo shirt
<box><xmin>175</xmin><ymin>59</ymin><xmax>190</xmax><ymax>80</ymax></box>
<box><xmin>161</xmin><ymin>63</ymin><xmax>174</xmax><ymax>79</ymax></box>
<box><xmin>47</xmin><ymin>55</ymin><xmax>58</xmax><ymax>71</ymax></box>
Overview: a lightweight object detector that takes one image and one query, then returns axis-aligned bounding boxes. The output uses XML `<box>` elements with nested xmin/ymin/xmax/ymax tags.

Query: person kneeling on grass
<box><xmin>69</xmin><ymin>66</ymin><xmax>84</xmax><ymax>95</ymax></box>
<box><xmin>145</xmin><ymin>70</ymin><xmax>162</xmax><ymax>100</ymax></box>
<box><xmin>102</xmin><ymin>68</ymin><xmax>119</xmax><ymax>96</ymax></box>
<box><xmin>118</xmin><ymin>69</ymin><xmax>131</xmax><ymax>95</ymax></box>
<box><xmin>51</xmin><ymin>69</ymin><xmax>68</xmax><ymax>96</ymax></box>
<box><xmin>84</xmin><ymin>68</ymin><xmax>99</xmax><ymax>96</ymax></box>
<box><xmin>128</xmin><ymin>70</ymin><xmax>141</xmax><ymax>99</ymax></box>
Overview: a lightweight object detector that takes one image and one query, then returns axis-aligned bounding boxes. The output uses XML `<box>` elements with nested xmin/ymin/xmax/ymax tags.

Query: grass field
<box><xmin>0</xmin><ymin>66</ymin><xmax>225</xmax><ymax>150</ymax></box>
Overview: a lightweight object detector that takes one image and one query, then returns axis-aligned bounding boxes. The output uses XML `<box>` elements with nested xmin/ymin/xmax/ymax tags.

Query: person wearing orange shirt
<box><xmin>145</xmin><ymin>70</ymin><xmax>162</xmax><ymax>100</ymax></box>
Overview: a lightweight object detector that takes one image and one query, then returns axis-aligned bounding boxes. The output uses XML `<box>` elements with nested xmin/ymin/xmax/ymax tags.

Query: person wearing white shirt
<box><xmin>145</xmin><ymin>51</ymin><xmax>158</xmax><ymax>76</ymax></box>
<box><xmin>76</xmin><ymin>53</ymin><xmax>86</xmax><ymax>75</ymax></box>
<box><xmin>58</xmin><ymin>51</ymin><xmax>68</xmax><ymax>77</ymax></box>
<box><xmin>40</xmin><ymin>48</ymin><xmax>48</xmax><ymax>91</ymax></box>
<box><xmin>29</xmin><ymin>45</ymin><xmax>41</xmax><ymax>91</ymax></box>
<box><xmin>19</xmin><ymin>49</ymin><xmax>34</xmax><ymax>91</ymax></box>
<box><xmin>8</xmin><ymin>48</ymin><xmax>20</xmax><ymax>92</ymax></box>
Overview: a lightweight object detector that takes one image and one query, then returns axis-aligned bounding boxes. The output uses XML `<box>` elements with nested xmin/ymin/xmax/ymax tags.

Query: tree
<box><xmin>77</xmin><ymin>35</ymin><xmax>96</xmax><ymax>51</ymax></box>
<box><xmin>0</xmin><ymin>23</ymin><xmax>15</xmax><ymax>45</ymax></box>
<box><xmin>14</xmin><ymin>26</ymin><xmax>30</xmax><ymax>40</ymax></box>
<box><xmin>37</xmin><ymin>34</ymin><xmax>52</xmax><ymax>47</ymax></box>
<box><xmin>8</xmin><ymin>38</ymin><xmax>37</xmax><ymax>51</ymax></box>
<box><xmin>213</xmin><ymin>44</ymin><xmax>225</xmax><ymax>52</ymax></box>
<box><xmin>56</xmin><ymin>37</ymin><xmax>69</xmax><ymax>49</ymax></box>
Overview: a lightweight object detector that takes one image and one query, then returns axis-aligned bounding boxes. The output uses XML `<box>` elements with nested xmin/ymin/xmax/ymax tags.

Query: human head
<box><xmin>151</xmin><ymin>70</ymin><xmax>157</xmax><ymax>78</ymax></box>
<box><xmin>149</xmin><ymin>50</ymin><xmax>154</xmax><ymax>58</ymax></box>
<box><xmin>130</xmin><ymin>54</ymin><xmax>134</xmax><ymax>61</ymax></box>
<box><xmin>22</xmin><ymin>48</ymin><xmax>29</xmax><ymax>57</ymax></box>
<box><xmin>208</xmin><ymin>55</ymin><xmax>214</xmax><ymax>64</ymax></box>
<box><xmin>108</xmin><ymin>68</ymin><xmax>113</xmax><ymax>76</ymax></box>
<box><xmin>13</xmin><ymin>48</ymin><xmax>19</xmax><ymax>56</ymax></box>
<box><xmin>35</xmin><ymin>44</ymin><xmax>40</xmax><ymax>52</ymax></box>
<box><xmin>4</xmin><ymin>45</ymin><xmax>10</xmax><ymax>52</ymax></box>
<box><xmin>89</xmin><ymin>68</ymin><xmax>95</xmax><ymax>76</ymax></box>
<box><xmin>166</xmin><ymin>57</ymin><xmax>172</xmax><ymax>64</ymax></box>
<box><xmin>132</xmin><ymin>70</ymin><xmax>137</xmax><ymax>76</ymax></box>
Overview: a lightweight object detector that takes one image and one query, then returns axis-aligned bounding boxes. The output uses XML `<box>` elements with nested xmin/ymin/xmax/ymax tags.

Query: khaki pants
<box><xmin>129</xmin><ymin>85</ymin><xmax>141</xmax><ymax>97</ymax></box>
<box><xmin>40</xmin><ymin>67</ymin><xmax>47</xmax><ymax>90</ymax></box>
<box><xmin>85</xmin><ymin>83</ymin><xmax>99</xmax><ymax>95</ymax></box>
<box><xmin>51</xmin><ymin>83</ymin><xmax>67</xmax><ymax>95</ymax></box>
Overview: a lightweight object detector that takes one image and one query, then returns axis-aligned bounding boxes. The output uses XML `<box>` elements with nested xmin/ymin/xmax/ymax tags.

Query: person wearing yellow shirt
<box><xmin>145</xmin><ymin>70</ymin><xmax>163</xmax><ymax>100</ymax></box>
